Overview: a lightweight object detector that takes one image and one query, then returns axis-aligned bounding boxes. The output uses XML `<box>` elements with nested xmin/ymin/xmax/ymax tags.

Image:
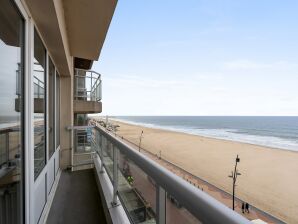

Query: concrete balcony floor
<box><xmin>47</xmin><ymin>169</ymin><xmax>106</xmax><ymax>224</ymax></box>
<box><xmin>73</xmin><ymin>100</ymin><xmax>102</xmax><ymax>114</ymax></box>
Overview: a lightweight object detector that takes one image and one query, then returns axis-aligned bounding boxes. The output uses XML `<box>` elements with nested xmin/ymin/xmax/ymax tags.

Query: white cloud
<box><xmin>222</xmin><ymin>59</ymin><xmax>298</xmax><ymax>71</ymax></box>
<box><xmin>223</xmin><ymin>60</ymin><xmax>272</xmax><ymax>70</ymax></box>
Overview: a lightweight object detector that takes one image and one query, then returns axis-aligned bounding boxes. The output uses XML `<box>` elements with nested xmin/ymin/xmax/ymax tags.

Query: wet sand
<box><xmin>110</xmin><ymin>120</ymin><xmax>298</xmax><ymax>223</ymax></box>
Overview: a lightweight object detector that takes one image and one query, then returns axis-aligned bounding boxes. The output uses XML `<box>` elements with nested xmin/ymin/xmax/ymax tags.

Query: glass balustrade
<box><xmin>74</xmin><ymin>69</ymin><xmax>102</xmax><ymax>102</ymax></box>
<box><xmin>88</xmin><ymin>126</ymin><xmax>248</xmax><ymax>224</ymax></box>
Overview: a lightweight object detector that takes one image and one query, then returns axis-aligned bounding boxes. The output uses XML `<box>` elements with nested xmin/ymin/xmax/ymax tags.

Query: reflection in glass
<box><xmin>34</xmin><ymin>29</ymin><xmax>46</xmax><ymax>179</ymax></box>
<box><xmin>0</xmin><ymin>0</ymin><xmax>24</xmax><ymax>222</ymax></box>
<box><xmin>166</xmin><ymin>193</ymin><xmax>202</xmax><ymax>224</ymax></box>
<box><xmin>48</xmin><ymin>58</ymin><xmax>55</xmax><ymax>158</ymax></box>
<box><xmin>118</xmin><ymin>149</ymin><xmax>156</xmax><ymax>223</ymax></box>
<box><xmin>75</xmin><ymin>114</ymin><xmax>88</xmax><ymax>126</ymax></box>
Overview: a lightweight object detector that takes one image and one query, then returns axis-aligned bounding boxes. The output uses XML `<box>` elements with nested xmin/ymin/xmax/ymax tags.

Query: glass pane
<box><xmin>102</xmin><ymin>136</ymin><xmax>114</xmax><ymax>180</ymax></box>
<box><xmin>166</xmin><ymin>194</ymin><xmax>202</xmax><ymax>224</ymax></box>
<box><xmin>0</xmin><ymin>0</ymin><xmax>24</xmax><ymax>222</ymax></box>
<box><xmin>34</xmin><ymin>29</ymin><xmax>46</xmax><ymax>179</ymax></box>
<box><xmin>118</xmin><ymin>150</ymin><xmax>157</xmax><ymax>223</ymax></box>
<box><xmin>74</xmin><ymin>127</ymin><xmax>93</xmax><ymax>153</ymax></box>
<box><xmin>75</xmin><ymin>114</ymin><xmax>88</xmax><ymax>126</ymax></box>
<box><xmin>55</xmin><ymin>73</ymin><xmax>60</xmax><ymax>148</ymax></box>
<box><xmin>48</xmin><ymin>57</ymin><xmax>55</xmax><ymax>158</ymax></box>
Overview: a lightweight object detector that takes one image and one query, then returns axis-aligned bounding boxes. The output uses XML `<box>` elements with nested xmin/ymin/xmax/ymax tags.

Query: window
<box><xmin>34</xmin><ymin>28</ymin><xmax>46</xmax><ymax>179</ymax></box>
<box><xmin>0</xmin><ymin>0</ymin><xmax>24</xmax><ymax>222</ymax></box>
<box><xmin>49</xmin><ymin>57</ymin><xmax>55</xmax><ymax>157</ymax></box>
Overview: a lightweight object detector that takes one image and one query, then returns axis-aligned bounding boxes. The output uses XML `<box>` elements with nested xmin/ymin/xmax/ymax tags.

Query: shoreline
<box><xmin>116</xmin><ymin>133</ymin><xmax>284</xmax><ymax>223</ymax></box>
<box><xmin>111</xmin><ymin>118</ymin><xmax>298</xmax><ymax>154</ymax></box>
<box><xmin>106</xmin><ymin>118</ymin><xmax>298</xmax><ymax>223</ymax></box>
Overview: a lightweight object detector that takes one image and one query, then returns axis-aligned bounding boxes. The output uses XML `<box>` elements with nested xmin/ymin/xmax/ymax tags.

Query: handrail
<box><xmin>74</xmin><ymin>69</ymin><xmax>102</xmax><ymax>102</ymax></box>
<box><xmin>0</xmin><ymin>127</ymin><xmax>20</xmax><ymax>168</ymax></box>
<box><xmin>94</xmin><ymin>126</ymin><xmax>250</xmax><ymax>224</ymax></box>
<box><xmin>75</xmin><ymin>68</ymin><xmax>101</xmax><ymax>77</ymax></box>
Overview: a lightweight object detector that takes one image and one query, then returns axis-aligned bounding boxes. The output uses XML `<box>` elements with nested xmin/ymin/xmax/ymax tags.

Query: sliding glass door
<box><xmin>48</xmin><ymin>58</ymin><xmax>55</xmax><ymax>158</ymax></box>
<box><xmin>0</xmin><ymin>0</ymin><xmax>25</xmax><ymax>223</ymax></box>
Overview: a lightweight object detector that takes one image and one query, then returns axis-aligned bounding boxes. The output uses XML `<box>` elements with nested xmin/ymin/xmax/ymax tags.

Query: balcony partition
<box><xmin>86</xmin><ymin>126</ymin><xmax>251</xmax><ymax>224</ymax></box>
<box><xmin>71</xmin><ymin>126</ymin><xmax>96</xmax><ymax>171</ymax></box>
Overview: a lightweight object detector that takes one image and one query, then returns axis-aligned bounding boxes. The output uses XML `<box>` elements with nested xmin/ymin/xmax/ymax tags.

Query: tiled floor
<box><xmin>47</xmin><ymin>169</ymin><xmax>107</xmax><ymax>224</ymax></box>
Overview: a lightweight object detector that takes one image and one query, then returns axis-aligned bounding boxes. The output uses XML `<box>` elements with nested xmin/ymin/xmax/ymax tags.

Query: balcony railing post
<box><xmin>156</xmin><ymin>185</ymin><xmax>166</xmax><ymax>224</ymax></box>
<box><xmin>112</xmin><ymin>145</ymin><xmax>119</xmax><ymax>206</ymax></box>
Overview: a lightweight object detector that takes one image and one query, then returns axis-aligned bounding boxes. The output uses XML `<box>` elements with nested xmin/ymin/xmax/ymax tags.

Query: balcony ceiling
<box><xmin>24</xmin><ymin>0</ymin><xmax>73</xmax><ymax>76</ymax></box>
<box><xmin>23</xmin><ymin>0</ymin><xmax>117</xmax><ymax>76</ymax></box>
<box><xmin>63</xmin><ymin>0</ymin><xmax>117</xmax><ymax>61</ymax></box>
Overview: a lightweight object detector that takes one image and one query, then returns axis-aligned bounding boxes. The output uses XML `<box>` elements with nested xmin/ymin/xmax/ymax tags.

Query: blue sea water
<box><xmin>114</xmin><ymin>116</ymin><xmax>298</xmax><ymax>152</ymax></box>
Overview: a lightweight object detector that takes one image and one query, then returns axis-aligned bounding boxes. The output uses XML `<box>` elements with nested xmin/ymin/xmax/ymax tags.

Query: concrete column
<box><xmin>59</xmin><ymin>75</ymin><xmax>73</xmax><ymax>169</ymax></box>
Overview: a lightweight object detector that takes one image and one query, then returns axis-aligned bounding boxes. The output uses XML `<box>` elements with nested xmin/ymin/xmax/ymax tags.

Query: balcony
<box><xmin>73</xmin><ymin>69</ymin><xmax>102</xmax><ymax>114</ymax></box>
<box><xmin>47</xmin><ymin>169</ymin><xmax>107</xmax><ymax>224</ymax></box>
<box><xmin>0</xmin><ymin>127</ymin><xmax>22</xmax><ymax>223</ymax></box>
<box><xmin>46</xmin><ymin>125</ymin><xmax>251</xmax><ymax>224</ymax></box>
<box><xmin>15</xmin><ymin>66</ymin><xmax>45</xmax><ymax>113</ymax></box>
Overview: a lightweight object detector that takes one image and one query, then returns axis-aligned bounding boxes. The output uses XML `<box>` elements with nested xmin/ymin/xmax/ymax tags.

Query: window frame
<box><xmin>48</xmin><ymin>56</ymin><xmax>56</xmax><ymax>159</ymax></box>
<box><xmin>0</xmin><ymin>0</ymin><xmax>27</xmax><ymax>222</ymax></box>
<box><xmin>33</xmin><ymin>27</ymin><xmax>47</xmax><ymax>180</ymax></box>
<box><xmin>55</xmin><ymin>71</ymin><xmax>60</xmax><ymax>150</ymax></box>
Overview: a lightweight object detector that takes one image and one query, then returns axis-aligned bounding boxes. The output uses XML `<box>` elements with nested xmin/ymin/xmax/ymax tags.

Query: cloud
<box><xmin>155</xmin><ymin>40</ymin><xmax>190</xmax><ymax>47</ymax></box>
<box><xmin>223</xmin><ymin>60</ymin><xmax>271</xmax><ymax>70</ymax></box>
<box><xmin>222</xmin><ymin>60</ymin><xmax>298</xmax><ymax>70</ymax></box>
<box><xmin>104</xmin><ymin>72</ymin><xmax>225</xmax><ymax>90</ymax></box>
<box><xmin>104</xmin><ymin>75</ymin><xmax>181</xmax><ymax>89</ymax></box>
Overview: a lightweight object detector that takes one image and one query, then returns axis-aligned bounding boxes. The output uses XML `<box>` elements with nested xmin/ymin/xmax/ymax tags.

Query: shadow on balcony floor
<box><xmin>47</xmin><ymin>169</ymin><xmax>107</xmax><ymax>224</ymax></box>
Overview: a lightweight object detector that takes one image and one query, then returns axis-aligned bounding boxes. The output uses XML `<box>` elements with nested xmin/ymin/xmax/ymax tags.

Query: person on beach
<box><xmin>245</xmin><ymin>202</ymin><xmax>250</xmax><ymax>213</ymax></box>
<box><xmin>241</xmin><ymin>202</ymin><xmax>245</xmax><ymax>213</ymax></box>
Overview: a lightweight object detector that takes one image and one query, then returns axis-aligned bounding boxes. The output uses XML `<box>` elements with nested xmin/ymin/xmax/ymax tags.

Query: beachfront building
<box><xmin>0</xmin><ymin>0</ymin><xmax>251</xmax><ymax>223</ymax></box>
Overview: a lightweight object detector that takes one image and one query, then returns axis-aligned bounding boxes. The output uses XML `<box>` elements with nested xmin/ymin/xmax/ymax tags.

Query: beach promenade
<box><xmin>106</xmin><ymin>120</ymin><xmax>296</xmax><ymax>223</ymax></box>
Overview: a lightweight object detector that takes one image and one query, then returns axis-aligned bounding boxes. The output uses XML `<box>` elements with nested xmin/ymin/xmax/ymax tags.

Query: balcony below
<box><xmin>47</xmin><ymin>169</ymin><xmax>107</xmax><ymax>224</ymax></box>
<box><xmin>74</xmin><ymin>100</ymin><xmax>102</xmax><ymax>114</ymax></box>
<box><xmin>74</xmin><ymin>69</ymin><xmax>102</xmax><ymax>114</ymax></box>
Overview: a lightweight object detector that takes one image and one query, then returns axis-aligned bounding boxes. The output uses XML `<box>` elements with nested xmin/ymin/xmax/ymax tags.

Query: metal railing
<box><xmin>0</xmin><ymin>128</ymin><xmax>20</xmax><ymax>169</ymax></box>
<box><xmin>0</xmin><ymin>126</ymin><xmax>21</xmax><ymax>224</ymax></box>
<box><xmin>15</xmin><ymin>65</ymin><xmax>44</xmax><ymax>98</ymax></box>
<box><xmin>33</xmin><ymin>76</ymin><xmax>44</xmax><ymax>99</ymax></box>
<box><xmin>93</xmin><ymin>126</ymin><xmax>251</xmax><ymax>224</ymax></box>
<box><xmin>74</xmin><ymin>69</ymin><xmax>102</xmax><ymax>102</ymax></box>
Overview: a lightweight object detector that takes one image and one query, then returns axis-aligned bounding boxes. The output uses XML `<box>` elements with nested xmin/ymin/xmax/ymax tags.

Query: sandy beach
<box><xmin>109</xmin><ymin>120</ymin><xmax>298</xmax><ymax>223</ymax></box>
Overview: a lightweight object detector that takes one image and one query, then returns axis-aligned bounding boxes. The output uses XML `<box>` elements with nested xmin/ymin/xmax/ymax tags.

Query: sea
<box><xmin>113</xmin><ymin>116</ymin><xmax>298</xmax><ymax>152</ymax></box>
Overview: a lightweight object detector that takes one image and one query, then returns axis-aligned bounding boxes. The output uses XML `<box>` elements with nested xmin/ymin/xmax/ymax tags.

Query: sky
<box><xmin>0</xmin><ymin>40</ymin><xmax>20</xmax><ymax>116</ymax></box>
<box><xmin>93</xmin><ymin>0</ymin><xmax>298</xmax><ymax>116</ymax></box>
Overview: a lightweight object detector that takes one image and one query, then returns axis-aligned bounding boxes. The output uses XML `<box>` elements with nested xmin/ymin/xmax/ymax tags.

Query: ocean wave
<box><xmin>112</xmin><ymin>118</ymin><xmax>298</xmax><ymax>152</ymax></box>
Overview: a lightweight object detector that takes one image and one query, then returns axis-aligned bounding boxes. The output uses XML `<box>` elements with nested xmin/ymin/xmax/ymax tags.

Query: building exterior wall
<box><xmin>59</xmin><ymin>76</ymin><xmax>73</xmax><ymax>170</ymax></box>
<box><xmin>0</xmin><ymin>0</ymin><xmax>116</xmax><ymax>223</ymax></box>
